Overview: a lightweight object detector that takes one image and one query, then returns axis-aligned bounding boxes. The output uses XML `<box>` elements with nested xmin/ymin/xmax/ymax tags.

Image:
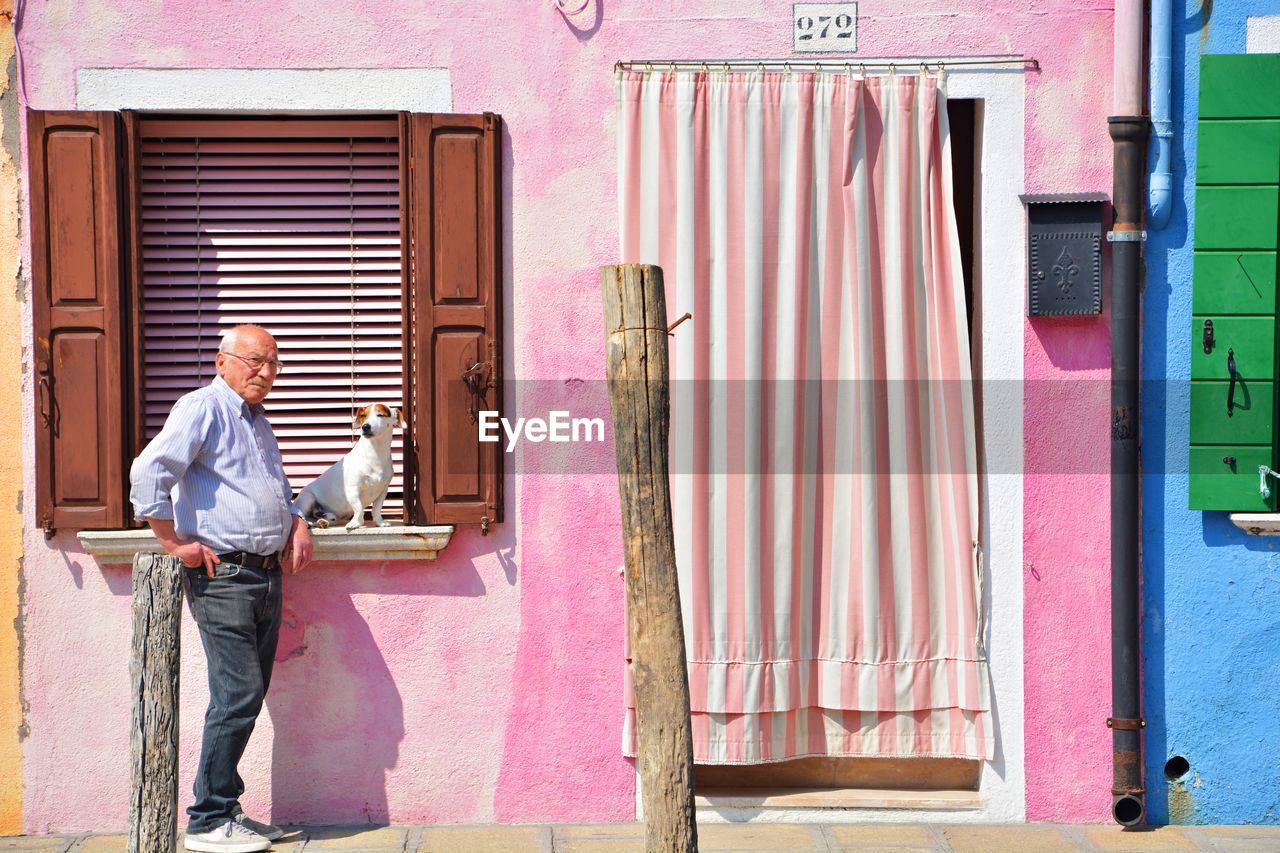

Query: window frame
<box><xmin>28</xmin><ymin>108</ymin><xmax>504</xmax><ymax>535</ymax></box>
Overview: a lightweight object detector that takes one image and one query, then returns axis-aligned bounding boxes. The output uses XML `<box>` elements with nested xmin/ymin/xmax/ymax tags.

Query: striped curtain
<box><xmin>617</xmin><ymin>70</ymin><xmax>991</xmax><ymax>763</ymax></box>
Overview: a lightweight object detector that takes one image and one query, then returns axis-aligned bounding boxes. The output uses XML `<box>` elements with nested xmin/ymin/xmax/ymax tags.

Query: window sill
<box><xmin>77</xmin><ymin>523</ymin><xmax>455</xmax><ymax>564</ymax></box>
<box><xmin>1229</xmin><ymin>513</ymin><xmax>1280</xmax><ymax>536</ymax></box>
<box><xmin>694</xmin><ymin>787</ymin><xmax>982</xmax><ymax>810</ymax></box>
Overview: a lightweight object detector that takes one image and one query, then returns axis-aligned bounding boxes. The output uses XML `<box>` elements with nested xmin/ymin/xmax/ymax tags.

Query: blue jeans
<box><xmin>183</xmin><ymin>561</ymin><xmax>283</xmax><ymax>833</ymax></box>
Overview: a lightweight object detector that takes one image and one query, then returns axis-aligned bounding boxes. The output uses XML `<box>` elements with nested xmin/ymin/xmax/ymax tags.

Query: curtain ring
<box><xmin>669</xmin><ymin>62</ymin><xmax>676</xmax><ymax>75</ymax></box>
<box><xmin>784</xmin><ymin>61</ymin><xmax>792</xmax><ymax>76</ymax></box>
<box><xmin>758</xmin><ymin>61</ymin><xmax>765</xmax><ymax>75</ymax></box>
<box><xmin>701</xmin><ymin>62</ymin><xmax>709</xmax><ymax>74</ymax></box>
<box><xmin>645</xmin><ymin>62</ymin><xmax>652</xmax><ymax>75</ymax></box>
<box><xmin>723</xmin><ymin>61</ymin><xmax>730</xmax><ymax>75</ymax></box>
<box><xmin>889</xmin><ymin>62</ymin><xmax>897</xmax><ymax>76</ymax></box>
<box><xmin>859</xmin><ymin>63</ymin><xmax>867</xmax><ymax>77</ymax></box>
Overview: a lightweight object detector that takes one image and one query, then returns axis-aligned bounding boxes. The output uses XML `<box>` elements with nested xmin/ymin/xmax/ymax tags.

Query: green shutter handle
<box><xmin>1227</xmin><ymin>347</ymin><xmax>1237</xmax><ymax>417</ymax></box>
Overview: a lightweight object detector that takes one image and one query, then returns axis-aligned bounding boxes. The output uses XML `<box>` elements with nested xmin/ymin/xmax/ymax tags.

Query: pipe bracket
<box><xmin>1107</xmin><ymin>716</ymin><xmax>1146</xmax><ymax>730</ymax></box>
<box><xmin>1112</xmin><ymin>785</ymin><xmax>1147</xmax><ymax>795</ymax></box>
<box><xmin>1107</xmin><ymin>230</ymin><xmax>1147</xmax><ymax>242</ymax></box>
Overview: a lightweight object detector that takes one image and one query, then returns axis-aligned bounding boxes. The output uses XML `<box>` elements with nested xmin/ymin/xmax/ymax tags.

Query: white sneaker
<box><xmin>184</xmin><ymin>820</ymin><xmax>271</xmax><ymax>853</ymax></box>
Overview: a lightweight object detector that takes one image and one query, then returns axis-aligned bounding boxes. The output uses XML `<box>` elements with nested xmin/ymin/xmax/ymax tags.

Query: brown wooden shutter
<box><xmin>403</xmin><ymin>113</ymin><xmax>503</xmax><ymax>529</ymax></box>
<box><xmin>28</xmin><ymin>111</ymin><xmax>128</xmax><ymax>533</ymax></box>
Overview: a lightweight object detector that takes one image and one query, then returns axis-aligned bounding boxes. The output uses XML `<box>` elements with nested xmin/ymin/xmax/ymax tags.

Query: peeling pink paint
<box><xmin>16</xmin><ymin>0</ymin><xmax>1115</xmax><ymax>831</ymax></box>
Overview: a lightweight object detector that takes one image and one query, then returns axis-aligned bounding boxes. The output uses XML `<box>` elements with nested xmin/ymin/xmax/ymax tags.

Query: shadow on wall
<box><xmin>266</xmin><ymin>588</ymin><xmax>403</xmax><ymax>824</ymax></box>
<box><xmin>555</xmin><ymin>0</ymin><xmax>604</xmax><ymax>42</ymax></box>
<box><xmin>260</xmin><ymin>523</ymin><xmax>515</xmax><ymax>824</ymax></box>
<box><xmin>1139</xmin><ymin>28</ymin><xmax>1182</xmax><ymax>823</ymax></box>
<box><xmin>1141</xmin><ymin>0</ymin><xmax>1209</xmax><ymax>824</ymax></box>
<box><xmin>978</xmin><ymin>444</ymin><xmax>1007</xmax><ymax>787</ymax></box>
<box><xmin>1028</xmin><ymin>313</ymin><xmax>1112</xmax><ymax>372</ymax></box>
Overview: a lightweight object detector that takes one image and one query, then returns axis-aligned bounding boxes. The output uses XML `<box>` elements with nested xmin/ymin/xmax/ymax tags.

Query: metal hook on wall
<box><xmin>554</xmin><ymin>0</ymin><xmax>591</xmax><ymax>15</ymax></box>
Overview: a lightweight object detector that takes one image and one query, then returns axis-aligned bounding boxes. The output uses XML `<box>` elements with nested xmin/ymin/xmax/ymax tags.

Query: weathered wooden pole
<box><xmin>129</xmin><ymin>552</ymin><xmax>183</xmax><ymax>853</ymax></box>
<box><xmin>601</xmin><ymin>263</ymin><xmax>697</xmax><ymax>853</ymax></box>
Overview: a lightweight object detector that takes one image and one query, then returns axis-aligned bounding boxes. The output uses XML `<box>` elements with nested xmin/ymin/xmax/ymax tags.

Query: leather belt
<box><xmin>215</xmin><ymin>551</ymin><xmax>280</xmax><ymax>570</ymax></box>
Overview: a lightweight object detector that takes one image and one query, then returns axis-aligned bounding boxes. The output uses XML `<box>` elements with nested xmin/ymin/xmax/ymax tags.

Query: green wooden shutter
<box><xmin>1189</xmin><ymin>55</ymin><xmax>1280</xmax><ymax>511</ymax></box>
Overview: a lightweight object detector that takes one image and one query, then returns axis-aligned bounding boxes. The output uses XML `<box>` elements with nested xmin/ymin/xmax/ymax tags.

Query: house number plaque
<box><xmin>792</xmin><ymin>4</ymin><xmax>858</xmax><ymax>53</ymax></box>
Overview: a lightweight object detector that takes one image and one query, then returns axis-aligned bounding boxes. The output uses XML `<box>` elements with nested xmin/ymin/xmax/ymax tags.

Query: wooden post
<box><xmin>129</xmin><ymin>553</ymin><xmax>183</xmax><ymax>853</ymax></box>
<box><xmin>601</xmin><ymin>263</ymin><xmax>697</xmax><ymax>853</ymax></box>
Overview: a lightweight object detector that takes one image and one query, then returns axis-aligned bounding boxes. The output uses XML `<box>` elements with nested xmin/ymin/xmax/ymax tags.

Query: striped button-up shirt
<box><xmin>130</xmin><ymin>376</ymin><xmax>300</xmax><ymax>555</ymax></box>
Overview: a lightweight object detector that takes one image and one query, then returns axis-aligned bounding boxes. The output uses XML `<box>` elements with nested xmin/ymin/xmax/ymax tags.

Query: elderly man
<box><xmin>131</xmin><ymin>324</ymin><xmax>313</xmax><ymax>853</ymax></box>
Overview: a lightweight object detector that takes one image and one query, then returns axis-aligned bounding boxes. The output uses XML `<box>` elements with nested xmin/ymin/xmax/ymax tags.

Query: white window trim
<box><xmin>75</xmin><ymin>68</ymin><xmax>451</xmax><ymax>111</ymax></box>
<box><xmin>1246</xmin><ymin>16</ymin><xmax>1280</xmax><ymax>53</ymax></box>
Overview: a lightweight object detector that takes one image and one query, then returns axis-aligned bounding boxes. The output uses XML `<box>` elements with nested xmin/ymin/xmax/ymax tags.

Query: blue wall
<box><xmin>1142</xmin><ymin>1</ymin><xmax>1280</xmax><ymax>826</ymax></box>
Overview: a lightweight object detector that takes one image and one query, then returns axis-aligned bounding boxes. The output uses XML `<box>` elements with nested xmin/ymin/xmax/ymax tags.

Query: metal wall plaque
<box><xmin>1020</xmin><ymin>193</ymin><xmax>1108</xmax><ymax>317</ymax></box>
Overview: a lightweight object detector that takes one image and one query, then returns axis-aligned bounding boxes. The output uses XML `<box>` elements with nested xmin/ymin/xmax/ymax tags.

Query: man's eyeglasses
<box><xmin>223</xmin><ymin>351</ymin><xmax>284</xmax><ymax>373</ymax></box>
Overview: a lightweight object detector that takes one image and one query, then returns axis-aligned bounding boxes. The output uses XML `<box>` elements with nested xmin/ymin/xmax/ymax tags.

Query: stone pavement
<box><xmin>3</xmin><ymin>823</ymin><xmax>1280</xmax><ymax>852</ymax></box>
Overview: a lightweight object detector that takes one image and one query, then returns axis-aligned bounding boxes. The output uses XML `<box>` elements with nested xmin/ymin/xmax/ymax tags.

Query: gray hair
<box><xmin>219</xmin><ymin>324</ymin><xmax>273</xmax><ymax>354</ymax></box>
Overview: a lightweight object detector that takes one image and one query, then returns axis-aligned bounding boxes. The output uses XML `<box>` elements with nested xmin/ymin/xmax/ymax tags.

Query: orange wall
<box><xmin>0</xmin><ymin>4</ymin><xmax>25</xmax><ymax>834</ymax></box>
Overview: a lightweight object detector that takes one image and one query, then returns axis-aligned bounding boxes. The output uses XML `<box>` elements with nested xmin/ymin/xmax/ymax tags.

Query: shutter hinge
<box><xmin>480</xmin><ymin>514</ymin><xmax>490</xmax><ymax>536</ymax></box>
<box><xmin>42</xmin><ymin>515</ymin><xmax>53</xmax><ymax>539</ymax></box>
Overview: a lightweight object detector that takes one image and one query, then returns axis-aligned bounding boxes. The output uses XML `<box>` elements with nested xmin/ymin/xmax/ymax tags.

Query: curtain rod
<box><xmin>615</xmin><ymin>55</ymin><xmax>1038</xmax><ymax>73</ymax></box>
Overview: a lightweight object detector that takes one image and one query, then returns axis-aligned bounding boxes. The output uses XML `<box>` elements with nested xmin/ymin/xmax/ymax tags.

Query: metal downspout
<box><xmin>1109</xmin><ymin>0</ymin><xmax>1148</xmax><ymax>828</ymax></box>
<box><xmin>1148</xmin><ymin>0</ymin><xmax>1174</xmax><ymax>229</ymax></box>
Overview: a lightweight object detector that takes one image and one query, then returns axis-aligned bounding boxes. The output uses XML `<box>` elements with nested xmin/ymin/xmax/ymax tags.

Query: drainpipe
<box><xmin>1148</xmin><ymin>0</ymin><xmax>1174</xmax><ymax>229</ymax></box>
<box><xmin>1109</xmin><ymin>0</ymin><xmax>1148</xmax><ymax>828</ymax></box>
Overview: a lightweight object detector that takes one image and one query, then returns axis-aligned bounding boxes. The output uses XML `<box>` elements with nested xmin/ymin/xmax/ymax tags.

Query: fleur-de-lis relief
<box><xmin>1052</xmin><ymin>247</ymin><xmax>1079</xmax><ymax>295</ymax></box>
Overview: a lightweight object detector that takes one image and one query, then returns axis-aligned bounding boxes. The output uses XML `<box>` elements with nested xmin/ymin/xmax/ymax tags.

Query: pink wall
<box><xmin>15</xmin><ymin>0</ymin><xmax>1115</xmax><ymax>830</ymax></box>
<box><xmin>1020</xmin><ymin>11</ymin><xmax>1117</xmax><ymax>823</ymax></box>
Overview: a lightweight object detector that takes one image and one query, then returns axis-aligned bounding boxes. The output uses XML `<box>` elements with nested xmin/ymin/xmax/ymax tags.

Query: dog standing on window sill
<box><xmin>295</xmin><ymin>403</ymin><xmax>405</xmax><ymax>530</ymax></box>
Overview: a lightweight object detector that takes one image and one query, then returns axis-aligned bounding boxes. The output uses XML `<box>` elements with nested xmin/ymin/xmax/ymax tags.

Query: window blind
<box><xmin>138</xmin><ymin>117</ymin><xmax>405</xmax><ymax>516</ymax></box>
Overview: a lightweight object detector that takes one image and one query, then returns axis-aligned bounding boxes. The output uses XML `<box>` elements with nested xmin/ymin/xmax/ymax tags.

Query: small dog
<box><xmin>295</xmin><ymin>403</ymin><xmax>405</xmax><ymax>530</ymax></box>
